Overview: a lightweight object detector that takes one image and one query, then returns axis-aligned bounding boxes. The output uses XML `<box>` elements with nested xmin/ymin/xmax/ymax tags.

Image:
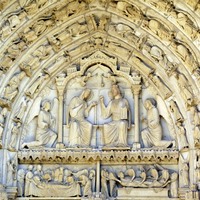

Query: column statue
<box><xmin>99</xmin><ymin>84</ymin><xmax>131</xmax><ymax>147</ymax></box>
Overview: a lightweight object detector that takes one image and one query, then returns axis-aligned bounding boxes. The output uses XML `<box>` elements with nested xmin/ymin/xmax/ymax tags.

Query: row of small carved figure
<box><xmin>17</xmin><ymin>165</ymin><xmax>96</xmax><ymax>197</ymax></box>
<box><xmin>101</xmin><ymin>164</ymin><xmax>179</xmax><ymax>198</ymax></box>
<box><xmin>0</xmin><ymin>0</ymin><xmax>198</xmax><ymax>42</ymax></box>
<box><xmin>16</xmin><ymin>164</ymin><xmax>178</xmax><ymax>198</ymax></box>
<box><xmin>0</xmin><ymin>0</ymin><xmax>199</xmax><ymax>80</ymax></box>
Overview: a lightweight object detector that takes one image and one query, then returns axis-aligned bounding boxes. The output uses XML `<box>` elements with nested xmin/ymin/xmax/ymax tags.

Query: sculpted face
<box><xmin>83</xmin><ymin>89</ymin><xmax>91</xmax><ymax>99</ymax></box>
<box><xmin>144</xmin><ymin>100</ymin><xmax>152</xmax><ymax>110</ymax></box>
<box><xmin>28</xmin><ymin>165</ymin><xmax>33</xmax><ymax>171</ymax></box>
<box><xmin>117</xmin><ymin>171</ymin><xmax>124</xmax><ymax>179</ymax></box>
<box><xmin>37</xmin><ymin>165</ymin><xmax>42</xmax><ymax>171</ymax></box>
<box><xmin>43</xmin><ymin>101</ymin><xmax>51</xmax><ymax>111</ymax></box>
<box><xmin>111</xmin><ymin>85</ymin><xmax>120</xmax><ymax>97</ymax></box>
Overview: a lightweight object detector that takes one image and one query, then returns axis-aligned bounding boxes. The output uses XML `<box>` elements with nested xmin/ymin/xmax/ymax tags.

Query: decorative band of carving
<box><xmin>18</xmin><ymin>149</ymin><xmax>179</xmax><ymax>163</ymax></box>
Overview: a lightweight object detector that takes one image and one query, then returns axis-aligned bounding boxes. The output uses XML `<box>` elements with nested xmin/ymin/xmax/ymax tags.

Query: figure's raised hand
<box><xmin>91</xmin><ymin>101</ymin><xmax>97</xmax><ymax>107</ymax></box>
<box><xmin>99</xmin><ymin>95</ymin><xmax>104</xmax><ymax>102</ymax></box>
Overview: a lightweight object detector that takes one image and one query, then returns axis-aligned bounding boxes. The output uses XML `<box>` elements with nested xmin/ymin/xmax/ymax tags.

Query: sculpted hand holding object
<box><xmin>99</xmin><ymin>84</ymin><xmax>130</xmax><ymax>147</ymax></box>
<box><xmin>67</xmin><ymin>89</ymin><xmax>97</xmax><ymax>148</ymax></box>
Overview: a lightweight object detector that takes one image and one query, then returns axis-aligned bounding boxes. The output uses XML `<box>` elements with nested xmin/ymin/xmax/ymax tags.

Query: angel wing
<box><xmin>156</xmin><ymin>95</ymin><xmax>176</xmax><ymax>138</ymax></box>
<box><xmin>26</xmin><ymin>97</ymin><xmax>42</xmax><ymax>124</ymax></box>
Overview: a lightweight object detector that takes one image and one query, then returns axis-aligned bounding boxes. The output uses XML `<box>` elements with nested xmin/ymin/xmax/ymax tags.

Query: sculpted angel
<box><xmin>22</xmin><ymin>100</ymin><xmax>57</xmax><ymax>149</ymax></box>
<box><xmin>141</xmin><ymin>99</ymin><xmax>174</xmax><ymax>148</ymax></box>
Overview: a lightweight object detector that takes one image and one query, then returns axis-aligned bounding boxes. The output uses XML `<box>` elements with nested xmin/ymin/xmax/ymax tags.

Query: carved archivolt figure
<box><xmin>13</xmin><ymin>98</ymin><xmax>28</xmax><ymax>123</ymax></box>
<box><xmin>150</xmin><ymin>74</ymin><xmax>172</xmax><ymax>99</ymax></box>
<box><xmin>99</xmin><ymin>84</ymin><xmax>130</xmax><ymax>147</ymax></box>
<box><xmin>180</xmin><ymin>162</ymin><xmax>189</xmax><ymax>187</ymax></box>
<box><xmin>4</xmin><ymin>71</ymin><xmax>26</xmax><ymax>101</ymax></box>
<box><xmin>0</xmin><ymin>107</ymin><xmax>7</xmax><ymax>145</ymax></box>
<box><xmin>177</xmin><ymin>122</ymin><xmax>189</xmax><ymax>150</ymax></box>
<box><xmin>8</xmin><ymin>122</ymin><xmax>21</xmax><ymax>151</ymax></box>
<box><xmin>169</xmin><ymin>100</ymin><xmax>184</xmax><ymax>123</ymax></box>
<box><xmin>22</xmin><ymin>101</ymin><xmax>57</xmax><ymax>149</ymax></box>
<box><xmin>7</xmin><ymin>159</ymin><xmax>16</xmax><ymax>186</ymax></box>
<box><xmin>25</xmin><ymin>74</ymin><xmax>49</xmax><ymax>98</ymax></box>
<box><xmin>175</xmin><ymin>72</ymin><xmax>194</xmax><ymax>106</ymax></box>
<box><xmin>141</xmin><ymin>99</ymin><xmax>174</xmax><ymax>148</ymax></box>
<box><xmin>67</xmin><ymin>89</ymin><xmax>97</xmax><ymax>148</ymax></box>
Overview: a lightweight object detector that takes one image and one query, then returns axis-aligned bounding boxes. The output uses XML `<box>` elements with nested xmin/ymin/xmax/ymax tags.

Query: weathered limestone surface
<box><xmin>0</xmin><ymin>0</ymin><xmax>200</xmax><ymax>199</ymax></box>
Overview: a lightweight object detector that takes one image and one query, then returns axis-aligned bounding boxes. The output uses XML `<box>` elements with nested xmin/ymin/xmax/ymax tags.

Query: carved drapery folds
<box><xmin>13</xmin><ymin>51</ymin><xmax>181</xmax><ymax>199</ymax></box>
<box><xmin>0</xmin><ymin>0</ymin><xmax>199</xmax><ymax>199</ymax></box>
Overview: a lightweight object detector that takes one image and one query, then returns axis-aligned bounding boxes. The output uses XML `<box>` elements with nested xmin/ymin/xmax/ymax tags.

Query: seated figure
<box><xmin>67</xmin><ymin>89</ymin><xmax>97</xmax><ymax>148</ymax></box>
<box><xmin>99</xmin><ymin>84</ymin><xmax>131</xmax><ymax>147</ymax></box>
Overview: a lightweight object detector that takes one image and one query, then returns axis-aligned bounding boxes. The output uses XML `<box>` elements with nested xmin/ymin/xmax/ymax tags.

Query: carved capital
<box><xmin>55</xmin><ymin>74</ymin><xmax>66</xmax><ymax>96</ymax></box>
<box><xmin>131</xmin><ymin>85</ymin><xmax>142</xmax><ymax>95</ymax></box>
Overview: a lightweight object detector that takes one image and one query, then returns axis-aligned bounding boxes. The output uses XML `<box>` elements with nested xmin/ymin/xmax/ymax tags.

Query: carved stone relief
<box><xmin>0</xmin><ymin>0</ymin><xmax>199</xmax><ymax>199</ymax></box>
<box><xmin>101</xmin><ymin>164</ymin><xmax>178</xmax><ymax>199</ymax></box>
<box><xmin>17</xmin><ymin>164</ymin><xmax>96</xmax><ymax>198</ymax></box>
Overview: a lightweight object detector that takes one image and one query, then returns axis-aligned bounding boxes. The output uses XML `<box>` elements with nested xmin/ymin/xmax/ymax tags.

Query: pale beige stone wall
<box><xmin>0</xmin><ymin>0</ymin><xmax>200</xmax><ymax>199</ymax></box>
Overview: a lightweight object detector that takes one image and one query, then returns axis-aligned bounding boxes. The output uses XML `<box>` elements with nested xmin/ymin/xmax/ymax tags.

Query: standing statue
<box><xmin>177</xmin><ymin>122</ymin><xmax>189</xmax><ymax>150</ymax></box>
<box><xmin>25</xmin><ymin>165</ymin><xmax>34</xmax><ymax>197</ymax></box>
<box><xmin>7</xmin><ymin>159</ymin><xmax>17</xmax><ymax>186</ymax></box>
<box><xmin>141</xmin><ymin>99</ymin><xmax>174</xmax><ymax>148</ymax></box>
<box><xmin>101</xmin><ymin>169</ymin><xmax>109</xmax><ymax>198</ymax></box>
<box><xmin>67</xmin><ymin>89</ymin><xmax>97</xmax><ymax>148</ymax></box>
<box><xmin>8</xmin><ymin>122</ymin><xmax>21</xmax><ymax>151</ymax></box>
<box><xmin>99</xmin><ymin>84</ymin><xmax>131</xmax><ymax>147</ymax></box>
<box><xmin>180</xmin><ymin>162</ymin><xmax>189</xmax><ymax>187</ymax></box>
<box><xmin>22</xmin><ymin>101</ymin><xmax>57</xmax><ymax>149</ymax></box>
<box><xmin>17</xmin><ymin>169</ymin><xmax>25</xmax><ymax>197</ymax></box>
<box><xmin>0</xmin><ymin>107</ymin><xmax>8</xmax><ymax>147</ymax></box>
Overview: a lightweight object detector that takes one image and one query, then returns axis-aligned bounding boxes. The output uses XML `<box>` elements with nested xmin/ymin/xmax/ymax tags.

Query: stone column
<box><xmin>56</xmin><ymin>76</ymin><xmax>65</xmax><ymax>149</ymax></box>
<box><xmin>132</xmin><ymin>85</ymin><xmax>141</xmax><ymax>149</ymax></box>
<box><xmin>96</xmin><ymin>160</ymin><xmax>101</xmax><ymax>197</ymax></box>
